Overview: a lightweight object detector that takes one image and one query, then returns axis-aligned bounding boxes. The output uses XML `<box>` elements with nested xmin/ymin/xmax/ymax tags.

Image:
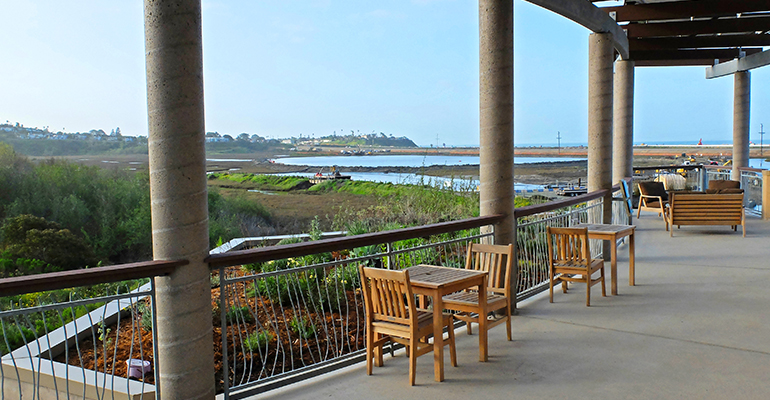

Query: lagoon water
<box><xmin>271</xmin><ymin>171</ymin><xmax>543</xmax><ymax>192</ymax></box>
<box><xmin>267</xmin><ymin>155</ymin><xmax>582</xmax><ymax>191</ymax></box>
<box><xmin>750</xmin><ymin>158</ymin><xmax>768</xmax><ymax>169</ymax></box>
<box><xmin>271</xmin><ymin>155</ymin><xmax>582</xmax><ymax>167</ymax></box>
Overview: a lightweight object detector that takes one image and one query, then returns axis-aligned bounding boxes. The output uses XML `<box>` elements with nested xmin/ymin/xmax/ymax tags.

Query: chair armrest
<box><xmin>639</xmin><ymin>194</ymin><xmax>663</xmax><ymax>201</ymax></box>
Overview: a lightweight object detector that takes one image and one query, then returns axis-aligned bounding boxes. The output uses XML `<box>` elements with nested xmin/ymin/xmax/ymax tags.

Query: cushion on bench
<box><xmin>707</xmin><ymin>180</ymin><xmax>740</xmax><ymax>190</ymax></box>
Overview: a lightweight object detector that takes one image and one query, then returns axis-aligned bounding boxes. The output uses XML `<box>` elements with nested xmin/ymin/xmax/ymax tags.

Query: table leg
<box><xmin>478</xmin><ymin>278</ymin><xmax>488</xmax><ymax>362</ymax></box>
<box><xmin>610</xmin><ymin>236</ymin><xmax>618</xmax><ymax>295</ymax></box>
<box><xmin>432</xmin><ymin>291</ymin><xmax>444</xmax><ymax>382</ymax></box>
<box><xmin>629</xmin><ymin>231</ymin><xmax>635</xmax><ymax>286</ymax></box>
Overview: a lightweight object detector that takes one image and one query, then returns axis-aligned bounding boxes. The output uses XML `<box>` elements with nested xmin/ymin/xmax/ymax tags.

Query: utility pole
<box><xmin>556</xmin><ymin>131</ymin><xmax>562</xmax><ymax>154</ymax></box>
<box><xmin>760</xmin><ymin>123</ymin><xmax>765</xmax><ymax>159</ymax></box>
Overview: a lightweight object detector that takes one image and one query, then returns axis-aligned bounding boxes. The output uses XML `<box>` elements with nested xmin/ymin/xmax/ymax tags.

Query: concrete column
<box><xmin>479</xmin><ymin>0</ymin><xmax>515</xmax><ymax>310</ymax></box>
<box><xmin>762</xmin><ymin>170</ymin><xmax>770</xmax><ymax>221</ymax></box>
<box><xmin>733</xmin><ymin>71</ymin><xmax>750</xmax><ymax>181</ymax></box>
<box><xmin>144</xmin><ymin>1</ymin><xmax>215</xmax><ymax>399</ymax></box>
<box><xmin>479</xmin><ymin>0</ymin><xmax>514</xmax><ymax>245</ymax></box>
<box><xmin>588</xmin><ymin>33</ymin><xmax>614</xmax><ymax>262</ymax></box>
<box><xmin>613</xmin><ymin>59</ymin><xmax>634</xmax><ymax>184</ymax></box>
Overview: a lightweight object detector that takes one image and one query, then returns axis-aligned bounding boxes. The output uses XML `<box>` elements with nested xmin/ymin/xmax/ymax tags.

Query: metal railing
<box><xmin>632</xmin><ymin>165</ymin><xmax>705</xmax><ymax>193</ymax></box>
<box><xmin>704</xmin><ymin>166</ymin><xmax>764</xmax><ymax>217</ymax></box>
<box><xmin>0</xmin><ymin>260</ymin><xmax>183</xmax><ymax>400</ymax></box>
<box><xmin>514</xmin><ymin>185</ymin><xmax>629</xmax><ymax>300</ymax></box>
<box><xmin>207</xmin><ymin>215</ymin><xmax>503</xmax><ymax>399</ymax></box>
<box><xmin>207</xmin><ymin>185</ymin><xmax>636</xmax><ymax>398</ymax></box>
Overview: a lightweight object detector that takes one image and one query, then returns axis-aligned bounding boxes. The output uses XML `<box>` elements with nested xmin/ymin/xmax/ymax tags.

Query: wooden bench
<box><xmin>667</xmin><ymin>192</ymin><xmax>745</xmax><ymax>237</ymax></box>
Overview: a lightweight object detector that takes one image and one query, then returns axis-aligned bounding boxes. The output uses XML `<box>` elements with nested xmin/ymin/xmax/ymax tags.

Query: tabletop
<box><xmin>573</xmin><ymin>223</ymin><xmax>635</xmax><ymax>235</ymax></box>
<box><xmin>406</xmin><ymin>265</ymin><xmax>486</xmax><ymax>289</ymax></box>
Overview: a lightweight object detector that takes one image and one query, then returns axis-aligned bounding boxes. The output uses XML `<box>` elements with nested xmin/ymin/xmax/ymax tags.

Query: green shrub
<box><xmin>289</xmin><ymin>316</ymin><xmax>316</xmax><ymax>340</ymax></box>
<box><xmin>244</xmin><ymin>329</ymin><xmax>274</xmax><ymax>352</ymax></box>
<box><xmin>226</xmin><ymin>305</ymin><xmax>255</xmax><ymax>324</ymax></box>
<box><xmin>0</xmin><ymin>215</ymin><xmax>98</xmax><ymax>276</ymax></box>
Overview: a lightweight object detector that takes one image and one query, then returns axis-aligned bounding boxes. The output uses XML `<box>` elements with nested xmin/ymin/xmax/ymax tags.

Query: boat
<box><xmin>309</xmin><ymin>166</ymin><xmax>352</xmax><ymax>184</ymax></box>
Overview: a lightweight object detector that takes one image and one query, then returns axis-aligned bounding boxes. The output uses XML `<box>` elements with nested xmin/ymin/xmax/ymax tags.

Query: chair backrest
<box><xmin>359</xmin><ymin>266</ymin><xmax>417</xmax><ymax>326</ymax></box>
<box><xmin>465</xmin><ymin>243</ymin><xmax>513</xmax><ymax>296</ymax></box>
<box><xmin>546</xmin><ymin>227</ymin><xmax>591</xmax><ymax>267</ymax></box>
<box><xmin>638</xmin><ymin>181</ymin><xmax>668</xmax><ymax>201</ymax></box>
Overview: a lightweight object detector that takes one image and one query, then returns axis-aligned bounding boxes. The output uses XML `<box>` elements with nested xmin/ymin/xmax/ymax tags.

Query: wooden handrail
<box><xmin>703</xmin><ymin>165</ymin><xmax>764</xmax><ymax>173</ymax></box>
<box><xmin>0</xmin><ymin>260</ymin><xmax>187</xmax><ymax>297</ymax></box>
<box><xmin>633</xmin><ymin>165</ymin><xmax>702</xmax><ymax>171</ymax></box>
<box><xmin>634</xmin><ymin>164</ymin><xmax>767</xmax><ymax>173</ymax></box>
<box><xmin>514</xmin><ymin>189</ymin><xmax>610</xmax><ymax>219</ymax></box>
<box><xmin>206</xmin><ymin>214</ymin><xmax>505</xmax><ymax>268</ymax></box>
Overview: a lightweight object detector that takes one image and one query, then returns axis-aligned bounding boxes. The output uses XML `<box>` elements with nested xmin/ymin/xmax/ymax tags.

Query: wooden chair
<box><xmin>442</xmin><ymin>243</ymin><xmax>512</xmax><ymax>362</ymax></box>
<box><xmin>546</xmin><ymin>227</ymin><xmax>606</xmax><ymax>307</ymax></box>
<box><xmin>637</xmin><ymin>181</ymin><xmax>669</xmax><ymax>230</ymax></box>
<box><xmin>359</xmin><ymin>266</ymin><xmax>457</xmax><ymax>386</ymax></box>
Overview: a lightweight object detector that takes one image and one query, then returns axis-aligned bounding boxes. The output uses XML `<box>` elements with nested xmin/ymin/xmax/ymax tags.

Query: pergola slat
<box><xmin>625</xmin><ymin>15</ymin><xmax>770</xmax><ymax>38</ymax></box>
<box><xmin>597</xmin><ymin>1</ymin><xmax>770</xmax><ymax>66</ymax></box>
<box><xmin>603</xmin><ymin>0</ymin><xmax>769</xmax><ymax>23</ymax></box>
<box><xmin>629</xmin><ymin>35</ymin><xmax>770</xmax><ymax>52</ymax></box>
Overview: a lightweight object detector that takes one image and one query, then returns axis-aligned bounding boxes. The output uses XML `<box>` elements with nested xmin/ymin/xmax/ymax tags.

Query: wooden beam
<box><xmin>706</xmin><ymin>50</ymin><xmax>770</xmax><ymax>78</ymax></box>
<box><xmin>636</xmin><ymin>59</ymin><xmax>731</xmax><ymax>67</ymax></box>
<box><xmin>602</xmin><ymin>0</ymin><xmax>769</xmax><ymax>23</ymax></box>
<box><xmin>525</xmin><ymin>0</ymin><xmax>629</xmax><ymax>59</ymax></box>
<box><xmin>630</xmin><ymin>35</ymin><xmax>770</xmax><ymax>51</ymax></box>
<box><xmin>626</xmin><ymin>16</ymin><xmax>770</xmax><ymax>38</ymax></box>
<box><xmin>630</xmin><ymin>48</ymin><xmax>763</xmax><ymax>62</ymax></box>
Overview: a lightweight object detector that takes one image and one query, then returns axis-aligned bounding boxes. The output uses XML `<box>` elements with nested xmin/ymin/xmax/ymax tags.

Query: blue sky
<box><xmin>1</xmin><ymin>0</ymin><xmax>768</xmax><ymax>147</ymax></box>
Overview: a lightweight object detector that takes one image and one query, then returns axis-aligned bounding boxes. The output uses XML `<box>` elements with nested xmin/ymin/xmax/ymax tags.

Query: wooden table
<box><xmin>406</xmin><ymin>265</ymin><xmax>487</xmax><ymax>382</ymax></box>
<box><xmin>573</xmin><ymin>224</ymin><xmax>636</xmax><ymax>295</ymax></box>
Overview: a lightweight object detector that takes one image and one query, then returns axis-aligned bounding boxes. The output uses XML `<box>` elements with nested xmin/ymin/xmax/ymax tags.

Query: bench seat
<box><xmin>667</xmin><ymin>192</ymin><xmax>745</xmax><ymax>237</ymax></box>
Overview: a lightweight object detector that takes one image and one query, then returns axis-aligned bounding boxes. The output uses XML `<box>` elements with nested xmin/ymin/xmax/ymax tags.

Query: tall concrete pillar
<box><xmin>479</xmin><ymin>0</ymin><xmax>514</xmax><ymax>245</ymax></box>
<box><xmin>732</xmin><ymin>71</ymin><xmax>750</xmax><ymax>181</ymax></box>
<box><xmin>144</xmin><ymin>1</ymin><xmax>215</xmax><ymax>399</ymax></box>
<box><xmin>613</xmin><ymin>60</ymin><xmax>634</xmax><ymax>184</ymax></box>
<box><xmin>588</xmin><ymin>33</ymin><xmax>614</xmax><ymax>217</ymax></box>
<box><xmin>479</xmin><ymin>0</ymin><xmax>515</xmax><ymax>310</ymax></box>
<box><xmin>588</xmin><ymin>33</ymin><xmax>614</xmax><ymax>264</ymax></box>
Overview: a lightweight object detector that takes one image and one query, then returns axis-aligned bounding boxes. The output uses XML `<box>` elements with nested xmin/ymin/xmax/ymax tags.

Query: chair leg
<box><xmin>600</xmin><ymin>267</ymin><xmax>606</xmax><ymax>297</ymax></box>
<box><xmin>562</xmin><ymin>279</ymin><xmax>568</xmax><ymax>293</ymax></box>
<box><xmin>505</xmin><ymin>305</ymin><xmax>512</xmax><ymax>341</ymax></box>
<box><xmin>585</xmin><ymin>275</ymin><xmax>591</xmax><ymax>307</ymax></box>
<box><xmin>366</xmin><ymin>330</ymin><xmax>374</xmax><ymax>375</ymax></box>
<box><xmin>549</xmin><ymin>271</ymin><xmax>554</xmax><ymax>303</ymax></box>
<box><xmin>466</xmin><ymin>314</ymin><xmax>473</xmax><ymax>335</ymax></box>
<box><xmin>374</xmin><ymin>333</ymin><xmax>384</xmax><ymax>367</ymax></box>
<box><xmin>636</xmin><ymin>204</ymin><xmax>642</xmax><ymax>218</ymax></box>
<box><xmin>408</xmin><ymin>337</ymin><xmax>418</xmax><ymax>386</ymax></box>
<box><xmin>448</xmin><ymin>321</ymin><xmax>458</xmax><ymax>367</ymax></box>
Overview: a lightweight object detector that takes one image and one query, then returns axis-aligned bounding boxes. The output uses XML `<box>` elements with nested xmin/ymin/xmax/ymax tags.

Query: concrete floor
<box><xmin>256</xmin><ymin>215</ymin><xmax>770</xmax><ymax>400</ymax></box>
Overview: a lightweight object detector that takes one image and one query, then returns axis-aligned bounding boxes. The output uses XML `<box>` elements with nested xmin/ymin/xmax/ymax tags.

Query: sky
<box><xmin>1</xmin><ymin>0</ymin><xmax>768</xmax><ymax>147</ymax></box>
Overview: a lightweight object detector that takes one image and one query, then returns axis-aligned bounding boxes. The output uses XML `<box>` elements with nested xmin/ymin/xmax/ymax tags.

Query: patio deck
<box><xmin>256</xmin><ymin>216</ymin><xmax>770</xmax><ymax>400</ymax></box>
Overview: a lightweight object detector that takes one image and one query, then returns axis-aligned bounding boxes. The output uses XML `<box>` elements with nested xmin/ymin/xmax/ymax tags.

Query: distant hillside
<box><xmin>291</xmin><ymin>132</ymin><xmax>418</xmax><ymax>148</ymax></box>
<box><xmin>0</xmin><ymin>124</ymin><xmax>148</xmax><ymax>156</ymax></box>
<box><xmin>1</xmin><ymin>123</ymin><xmax>419</xmax><ymax>156</ymax></box>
